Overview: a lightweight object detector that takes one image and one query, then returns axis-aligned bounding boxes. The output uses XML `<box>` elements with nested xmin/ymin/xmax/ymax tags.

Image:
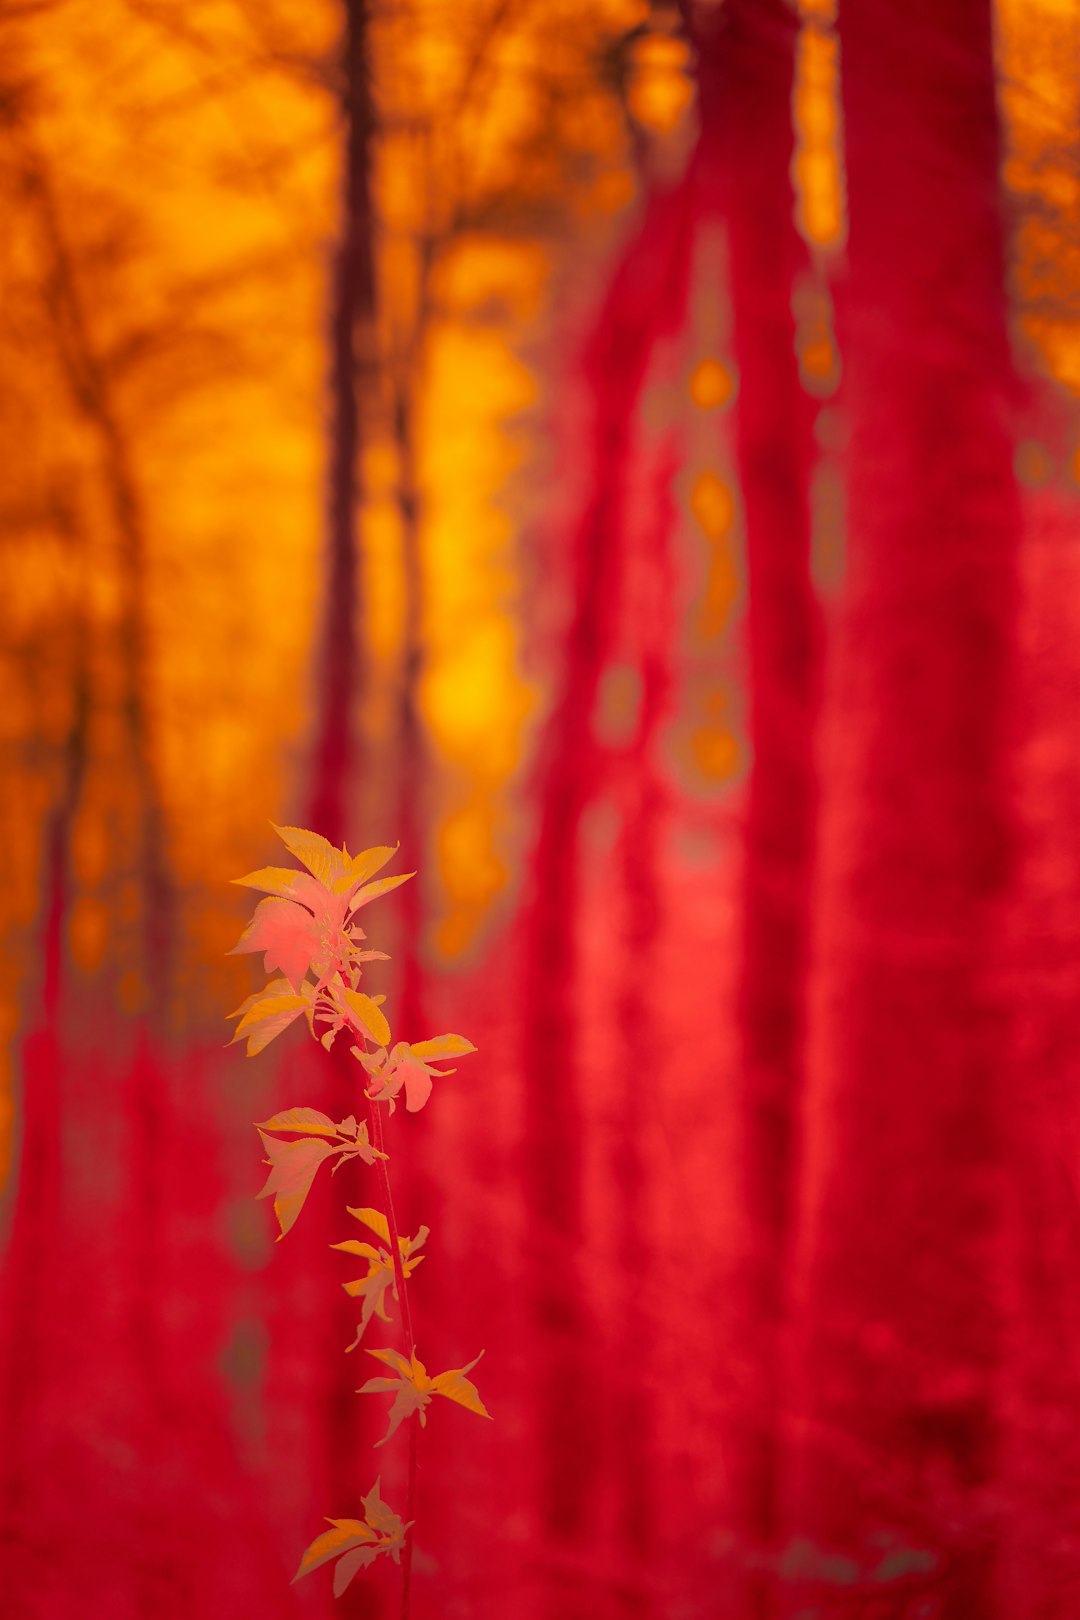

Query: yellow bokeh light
<box><xmin>690</xmin><ymin>469</ymin><xmax>735</xmax><ymax>541</ymax></box>
<box><xmin>433</xmin><ymin>794</ymin><xmax>510</xmax><ymax>959</ymax></box>
<box><xmin>628</xmin><ymin>32</ymin><xmax>695</xmax><ymax>134</ymax></box>
<box><xmin>690</xmin><ymin>357</ymin><xmax>737</xmax><ymax>411</ymax></box>
<box><xmin>689</xmin><ymin>472</ymin><xmax>742</xmax><ymax>642</ymax></box>
<box><xmin>691</xmin><ymin>723</ymin><xmax>743</xmax><ymax>783</ymax></box>
<box><xmin>791</xmin><ymin>15</ymin><xmax>847</xmax><ymax>253</ymax></box>
<box><xmin>411</xmin><ymin>238</ymin><xmax>544</xmax><ymax>956</ymax></box>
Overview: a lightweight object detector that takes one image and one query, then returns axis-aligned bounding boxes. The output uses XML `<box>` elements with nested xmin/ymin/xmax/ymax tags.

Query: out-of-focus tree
<box><xmin>677</xmin><ymin>3</ymin><xmax>823</xmax><ymax>1613</ymax></box>
<box><xmin>778</xmin><ymin>3</ymin><xmax>1021</xmax><ymax>1615</ymax></box>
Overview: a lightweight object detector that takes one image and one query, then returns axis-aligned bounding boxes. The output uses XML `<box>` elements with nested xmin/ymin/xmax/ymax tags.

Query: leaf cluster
<box><xmin>293</xmin><ymin>1478</ymin><xmax>410</xmax><ymax>1598</ymax></box>
<box><xmin>228</xmin><ymin>825</ymin><xmax>490</xmax><ymax>1602</ymax></box>
<box><xmin>358</xmin><ymin>1347</ymin><xmax>492</xmax><ymax>1447</ymax></box>
<box><xmin>332</xmin><ymin>1205</ymin><xmax>429</xmax><ymax>1349</ymax></box>
<box><xmin>255</xmin><ymin>1110</ymin><xmax>386</xmax><ymax>1239</ymax></box>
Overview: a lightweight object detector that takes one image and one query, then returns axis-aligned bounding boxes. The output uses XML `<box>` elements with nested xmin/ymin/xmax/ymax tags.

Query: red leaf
<box><xmin>230</xmin><ymin>889</ymin><xmax>351</xmax><ymax>991</ymax></box>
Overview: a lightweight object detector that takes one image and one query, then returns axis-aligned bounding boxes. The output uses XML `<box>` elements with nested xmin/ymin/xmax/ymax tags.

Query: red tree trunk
<box><xmin>691</xmin><ymin>4</ymin><xmax>821</xmax><ymax>1607</ymax></box>
<box><xmin>521</xmin><ymin>175</ymin><xmax>694</xmax><ymax>1612</ymax></box>
<box><xmin>295</xmin><ymin>0</ymin><xmax>381</xmax><ymax>1583</ymax></box>
<box><xmin>778</xmin><ymin>3</ymin><xmax>1019</xmax><ymax>1615</ymax></box>
<box><xmin>996</xmin><ymin>486</ymin><xmax>1080</xmax><ymax>1617</ymax></box>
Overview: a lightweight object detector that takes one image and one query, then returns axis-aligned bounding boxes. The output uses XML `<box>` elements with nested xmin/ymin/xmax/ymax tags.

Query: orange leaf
<box><xmin>292</xmin><ymin>1478</ymin><xmax>407</xmax><ymax>1591</ymax></box>
<box><xmin>272</xmin><ymin>823</ymin><xmax>351</xmax><ymax>891</ymax></box>
<box><xmin>227</xmin><ymin>980</ymin><xmax>314</xmax><ymax>1056</ymax></box>
<box><xmin>292</xmin><ymin>1522</ymin><xmax>374</xmax><ymax>1583</ymax></box>
<box><xmin>258</xmin><ymin>1107</ymin><xmax>338</xmax><ymax>1137</ymax></box>
<box><xmin>430</xmin><ymin>1351</ymin><xmax>492</xmax><ymax>1420</ymax></box>
<box><xmin>363</xmin><ymin>1041</ymin><xmax>465</xmax><ymax>1113</ymax></box>
<box><xmin>233</xmin><ymin>866</ymin><xmax>320</xmax><ymax>902</ymax></box>
<box><xmin>336</xmin><ymin>1123</ymin><xmax>387</xmax><ymax>1169</ymax></box>
<box><xmin>226</xmin><ymin>978</ymin><xmax>290</xmax><ymax>1021</ymax></box>
<box><xmin>256</xmin><ymin>1130</ymin><xmax>337</xmax><ymax>1237</ymax></box>
<box><xmin>334</xmin><ymin>1217</ymin><xmax>427</xmax><ymax>1348</ymax></box>
<box><xmin>345</xmin><ymin>1205</ymin><xmax>390</xmax><ymax>1243</ymax></box>
<box><xmin>408</xmin><ymin>1033</ymin><xmax>477</xmax><ymax>1061</ymax></box>
<box><xmin>336</xmin><ymin>985</ymin><xmax>391</xmax><ymax>1048</ymax></box>
<box><xmin>360</xmin><ymin>1477</ymin><xmax>408</xmax><ymax>1550</ymax></box>
<box><xmin>333</xmin><ymin>1240</ymin><xmax>384</xmax><ymax>1260</ymax></box>
<box><xmin>358</xmin><ymin>1348</ymin><xmax>490</xmax><ymax>1444</ymax></box>
<box><xmin>349</xmin><ymin>870</ymin><xmax>415</xmax><ymax>912</ymax></box>
<box><xmin>336</xmin><ymin>844</ymin><xmax>400</xmax><ymax>896</ymax></box>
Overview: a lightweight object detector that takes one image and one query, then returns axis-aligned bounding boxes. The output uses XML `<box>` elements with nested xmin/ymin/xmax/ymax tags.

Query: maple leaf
<box><xmin>358</xmin><ymin>1347</ymin><xmax>491</xmax><ymax>1446</ymax></box>
<box><xmin>256</xmin><ymin>1118</ymin><xmax>386</xmax><ymax>1237</ymax></box>
<box><xmin>293</xmin><ymin>1478</ymin><xmax>409</xmax><ymax>1597</ymax></box>
<box><xmin>358</xmin><ymin>1034</ymin><xmax>476</xmax><ymax>1113</ymax></box>
<box><xmin>227</xmin><ymin>978</ymin><xmax>315</xmax><ymax>1056</ymax></box>
<box><xmin>332</xmin><ymin>1206</ymin><xmax>428</xmax><ymax>1348</ymax></box>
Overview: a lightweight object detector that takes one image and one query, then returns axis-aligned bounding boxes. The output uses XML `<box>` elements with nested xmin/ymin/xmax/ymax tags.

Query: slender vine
<box><xmin>227</xmin><ymin>824</ymin><xmax>489</xmax><ymax>1610</ymax></box>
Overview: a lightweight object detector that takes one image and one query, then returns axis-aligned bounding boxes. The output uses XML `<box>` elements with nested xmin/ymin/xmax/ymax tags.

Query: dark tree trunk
<box><xmin>309</xmin><ymin>0</ymin><xmax>375</xmax><ymax>849</ymax></box>
<box><xmin>301</xmin><ymin>0</ymin><xmax>380</xmax><ymax>1574</ymax></box>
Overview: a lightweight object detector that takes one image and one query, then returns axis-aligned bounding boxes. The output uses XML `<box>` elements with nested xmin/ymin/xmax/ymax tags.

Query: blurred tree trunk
<box><xmin>996</xmin><ymin>485</ymin><xmax>1080</xmax><ymax>1614</ymax></box>
<box><xmin>301</xmin><ymin>0</ymin><xmax>381</xmax><ymax>1571</ymax></box>
<box><xmin>778</xmin><ymin>2</ymin><xmax>1018</xmax><ymax>1614</ymax></box>
<box><xmin>689</xmin><ymin>2</ymin><xmax>820</xmax><ymax>1608</ymax></box>
<box><xmin>15</xmin><ymin>117</ymin><xmax>172</xmax><ymax>1471</ymax></box>
<box><xmin>0</xmin><ymin>691</ymin><xmax>84</xmax><ymax>1576</ymax></box>
<box><xmin>309</xmin><ymin>0</ymin><xmax>375</xmax><ymax>847</ymax></box>
<box><xmin>522</xmin><ymin>175</ymin><xmax>694</xmax><ymax>1611</ymax></box>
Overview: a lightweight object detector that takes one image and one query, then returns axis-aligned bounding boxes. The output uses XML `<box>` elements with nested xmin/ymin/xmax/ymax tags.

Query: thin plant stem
<box><xmin>368</xmin><ymin>1095</ymin><xmax>415</xmax><ymax>1352</ymax></box>
<box><xmin>367</xmin><ymin>1089</ymin><xmax>419</xmax><ymax>1620</ymax></box>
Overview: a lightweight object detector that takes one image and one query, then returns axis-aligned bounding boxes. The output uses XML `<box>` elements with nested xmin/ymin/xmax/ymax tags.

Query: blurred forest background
<box><xmin>2</xmin><ymin>0</ymin><xmax>1080</xmax><ymax>1615</ymax></box>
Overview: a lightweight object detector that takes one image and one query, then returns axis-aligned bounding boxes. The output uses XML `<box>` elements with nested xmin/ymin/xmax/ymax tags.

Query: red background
<box><xmin>3</xmin><ymin>2</ymin><xmax>1080</xmax><ymax>1616</ymax></box>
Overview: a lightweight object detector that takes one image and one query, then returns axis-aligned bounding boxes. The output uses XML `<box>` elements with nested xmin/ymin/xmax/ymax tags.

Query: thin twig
<box><xmin>367</xmin><ymin>1090</ymin><xmax>418</xmax><ymax>1620</ymax></box>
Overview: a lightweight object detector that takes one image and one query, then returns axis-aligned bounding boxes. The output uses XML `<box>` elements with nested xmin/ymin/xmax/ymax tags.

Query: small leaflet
<box><xmin>337</xmin><ymin>984</ymin><xmax>392</xmax><ymax>1048</ymax></box>
<box><xmin>292</xmin><ymin>1478</ymin><xmax>408</xmax><ymax>1597</ymax></box>
<box><xmin>358</xmin><ymin>1348</ymin><xmax>491</xmax><ymax>1446</ymax></box>
<box><xmin>255</xmin><ymin>1118</ymin><xmax>386</xmax><ymax>1237</ymax></box>
<box><xmin>226</xmin><ymin>979</ymin><xmax>314</xmax><ymax>1057</ymax></box>
<box><xmin>272</xmin><ymin>824</ymin><xmax>353</xmax><ymax>892</ymax></box>
<box><xmin>256</xmin><ymin>1132</ymin><xmax>337</xmax><ymax>1238</ymax></box>
<box><xmin>258</xmin><ymin>1107</ymin><xmax>339</xmax><ymax>1138</ymax></box>
<box><xmin>361</xmin><ymin>1036</ymin><xmax>476</xmax><ymax>1113</ymax></box>
<box><xmin>332</xmin><ymin>1212</ymin><xmax>429</xmax><ymax>1347</ymax></box>
<box><xmin>228</xmin><ymin>824</ymin><xmax>485</xmax><ymax>1602</ymax></box>
<box><xmin>348</xmin><ymin>871</ymin><xmax>416</xmax><ymax>912</ymax></box>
